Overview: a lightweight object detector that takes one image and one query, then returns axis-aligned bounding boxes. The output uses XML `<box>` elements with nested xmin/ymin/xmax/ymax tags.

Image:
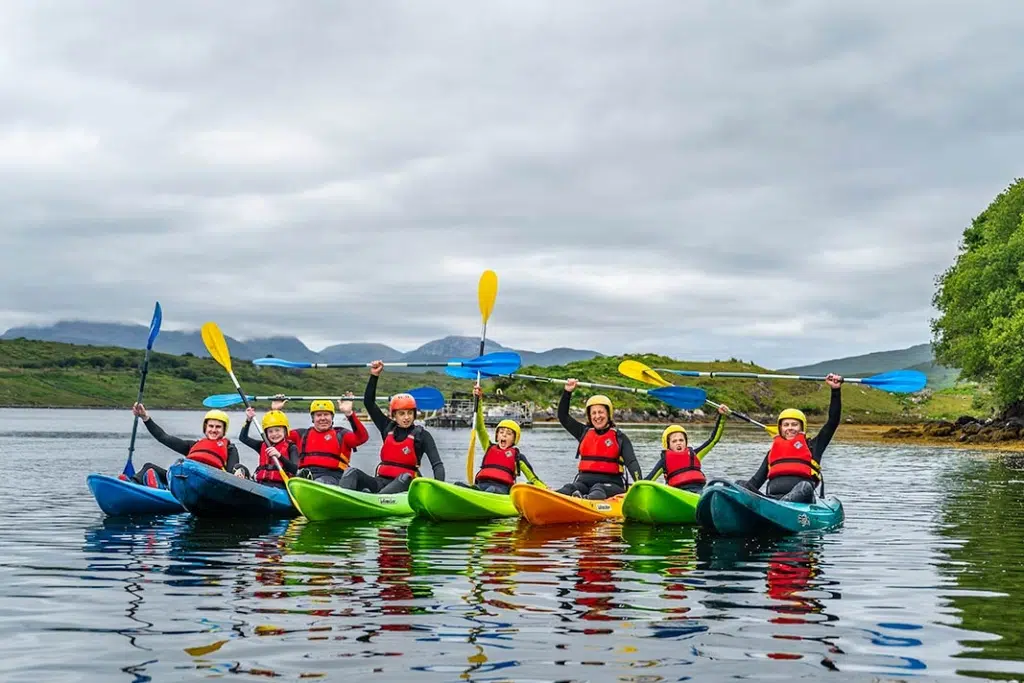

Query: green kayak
<box><xmin>287</xmin><ymin>478</ymin><xmax>413</xmax><ymax>521</ymax></box>
<box><xmin>622</xmin><ymin>480</ymin><xmax>700</xmax><ymax>524</ymax></box>
<box><xmin>407</xmin><ymin>479</ymin><xmax>518</xmax><ymax>521</ymax></box>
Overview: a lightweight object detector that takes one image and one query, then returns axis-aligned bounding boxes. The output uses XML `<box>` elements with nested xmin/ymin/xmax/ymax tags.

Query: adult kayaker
<box><xmin>645</xmin><ymin>403</ymin><xmax>730</xmax><ymax>493</ymax></box>
<box><xmin>239</xmin><ymin>408</ymin><xmax>301</xmax><ymax>487</ymax></box>
<box><xmin>274</xmin><ymin>394</ymin><xmax>370</xmax><ymax>486</ymax></box>
<box><xmin>125</xmin><ymin>403</ymin><xmax>244</xmax><ymax>487</ymax></box>
<box><xmin>459</xmin><ymin>384</ymin><xmax>544</xmax><ymax>494</ymax></box>
<box><xmin>338</xmin><ymin>360</ymin><xmax>445</xmax><ymax>494</ymax></box>
<box><xmin>555</xmin><ymin>379</ymin><xmax>643</xmax><ymax>500</ymax></box>
<box><xmin>742</xmin><ymin>373</ymin><xmax>843</xmax><ymax>503</ymax></box>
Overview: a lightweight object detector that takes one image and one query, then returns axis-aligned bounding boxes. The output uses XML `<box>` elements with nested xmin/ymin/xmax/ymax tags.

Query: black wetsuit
<box><xmin>745</xmin><ymin>387</ymin><xmax>841</xmax><ymax>502</ymax></box>
<box><xmin>238</xmin><ymin>420</ymin><xmax>300</xmax><ymax>487</ymax></box>
<box><xmin>131</xmin><ymin>417</ymin><xmax>241</xmax><ymax>487</ymax></box>
<box><xmin>339</xmin><ymin>374</ymin><xmax>445</xmax><ymax>494</ymax></box>
<box><xmin>555</xmin><ymin>390</ymin><xmax>643</xmax><ymax>499</ymax></box>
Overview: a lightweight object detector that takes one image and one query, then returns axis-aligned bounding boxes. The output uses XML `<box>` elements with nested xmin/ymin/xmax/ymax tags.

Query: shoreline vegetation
<box><xmin>2</xmin><ymin>337</ymin><xmax>1016</xmax><ymax>451</ymax></box>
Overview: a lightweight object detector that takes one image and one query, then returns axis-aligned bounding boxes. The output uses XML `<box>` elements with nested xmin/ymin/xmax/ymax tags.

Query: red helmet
<box><xmin>389</xmin><ymin>393</ymin><xmax>417</xmax><ymax>412</ymax></box>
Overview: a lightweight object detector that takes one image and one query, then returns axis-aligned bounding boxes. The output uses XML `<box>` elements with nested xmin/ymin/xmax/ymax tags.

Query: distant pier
<box><xmin>425</xmin><ymin>393</ymin><xmax>534</xmax><ymax>429</ymax></box>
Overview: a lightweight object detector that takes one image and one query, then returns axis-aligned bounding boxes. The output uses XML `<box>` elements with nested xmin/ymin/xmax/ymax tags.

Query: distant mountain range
<box><xmin>781</xmin><ymin>343</ymin><xmax>959</xmax><ymax>389</ymax></box>
<box><xmin>0</xmin><ymin>321</ymin><xmax>602</xmax><ymax>368</ymax></box>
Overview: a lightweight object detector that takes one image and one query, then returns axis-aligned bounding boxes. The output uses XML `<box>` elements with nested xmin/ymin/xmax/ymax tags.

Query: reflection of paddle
<box><xmin>467</xmin><ymin>270</ymin><xmax>499</xmax><ymax>482</ymax></box>
<box><xmin>618</xmin><ymin>359</ymin><xmax>778</xmax><ymax>436</ymax></box>
<box><xmin>201</xmin><ymin>323</ymin><xmax>300</xmax><ymax>511</ymax></box>
<box><xmin>125</xmin><ymin>302</ymin><xmax>162</xmax><ymax>478</ymax></box>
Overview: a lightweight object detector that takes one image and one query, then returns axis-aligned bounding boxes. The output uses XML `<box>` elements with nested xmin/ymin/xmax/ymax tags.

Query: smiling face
<box><xmin>779</xmin><ymin>418</ymin><xmax>803</xmax><ymax>439</ymax></box>
<box><xmin>394</xmin><ymin>408</ymin><xmax>416</xmax><ymax>428</ymax></box>
<box><xmin>204</xmin><ymin>420</ymin><xmax>226</xmax><ymax>440</ymax></box>
<box><xmin>266</xmin><ymin>426</ymin><xmax>287</xmax><ymax>444</ymax></box>
<box><xmin>588</xmin><ymin>405</ymin><xmax>610</xmax><ymax>429</ymax></box>
<box><xmin>667</xmin><ymin>432</ymin><xmax>688</xmax><ymax>452</ymax></box>
<box><xmin>312</xmin><ymin>411</ymin><xmax>334</xmax><ymax>431</ymax></box>
<box><xmin>495</xmin><ymin>426</ymin><xmax>516</xmax><ymax>449</ymax></box>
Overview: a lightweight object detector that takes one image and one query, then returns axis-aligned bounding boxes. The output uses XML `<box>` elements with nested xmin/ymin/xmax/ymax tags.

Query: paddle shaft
<box><xmin>268</xmin><ymin>360</ymin><xmax>493</xmax><ymax>369</ymax></box>
<box><xmin>126</xmin><ymin>345</ymin><xmax>154</xmax><ymax>468</ymax></box>
<box><xmin>658</xmin><ymin>368</ymin><xmax>860</xmax><ymax>384</ymax></box>
<box><xmin>467</xmin><ymin>320</ymin><xmax>487</xmax><ymax>482</ymax></box>
<box><xmin>703</xmin><ymin>397</ymin><xmax>769</xmax><ymax>430</ymax></box>
<box><xmin>496</xmin><ymin>373</ymin><xmax>661</xmax><ymax>397</ymax></box>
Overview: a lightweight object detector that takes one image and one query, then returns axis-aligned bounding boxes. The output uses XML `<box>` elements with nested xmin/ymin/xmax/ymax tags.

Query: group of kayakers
<box><xmin>125</xmin><ymin>360</ymin><xmax>844</xmax><ymax>505</ymax></box>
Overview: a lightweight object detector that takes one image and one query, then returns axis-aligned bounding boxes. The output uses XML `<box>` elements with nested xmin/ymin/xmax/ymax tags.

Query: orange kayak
<box><xmin>510</xmin><ymin>483</ymin><xmax>624</xmax><ymax>526</ymax></box>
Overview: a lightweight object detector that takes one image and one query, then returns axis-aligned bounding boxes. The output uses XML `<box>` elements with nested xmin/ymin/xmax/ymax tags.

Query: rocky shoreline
<box><xmin>882</xmin><ymin>415</ymin><xmax>1024</xmax><ymax>446</ymax></box>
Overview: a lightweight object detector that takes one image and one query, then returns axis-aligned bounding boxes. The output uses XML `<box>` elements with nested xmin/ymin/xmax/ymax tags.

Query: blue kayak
<box><xmin>695</xmin><ymin>479</ymin><xmax>844</xmax><ymax>536</ymax></box>
<box><xmin>86</xmin><ymin>473</ymin><xmax>186</xmax><ymax>516</ymax></box>
<box><xmin>168</xmin><ymin>460</ymin><xmax>298</xmax><ymax>518</ymax></box>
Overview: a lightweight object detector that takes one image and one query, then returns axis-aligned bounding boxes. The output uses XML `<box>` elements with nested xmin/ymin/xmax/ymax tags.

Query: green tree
<box><xmin>932</xmin><ymin>178</ymin><xmax>1024</xmax><ymax>412</ymax></box>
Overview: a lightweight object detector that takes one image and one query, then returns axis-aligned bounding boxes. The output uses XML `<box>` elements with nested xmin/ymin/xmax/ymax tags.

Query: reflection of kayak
<box><xmin>622</xmin><ymin>481</ymin><xmax>700</xmax><ymax>524</ymax></box>
<box><xmin>407</xmin><ymin>479</ymin><xmax>518</xmax><ymax>521</ymax></box>
<box><xmin>86</xmin><ymin>473</ymin><xmax>185</xmax><ymax>516</ymax></box>
<box><xmin>695</xmin><ymin>479</ymin><xmax>844</xmax><ymax>536</ymax></box>
<box><xmin>168</xmin><ymin>460</ymin><xmax>297</xmax><ymax>517</ymax></box>
<box><xmin>287</xmin><ymin>478</ymin><xmax>412</xmax><ymax>521</ymax></box>
<box><xmin>510</xmin><ymin>483</ymin><xmax>623</xmax><ymax>526</ymax></box>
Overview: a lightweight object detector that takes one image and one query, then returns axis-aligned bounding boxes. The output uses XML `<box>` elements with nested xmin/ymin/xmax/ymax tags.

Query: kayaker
<box><xmin>645</xmin><ymin>403</ymin><xmax>730</xmax><ymax>493</ymax></box>
<box><xmin>125</xmin><ymin>403</ymin><xmax>244</xmax><ymax>487</ymax></box>
<box><xmin>742</xmin><ymin>373</ymin><xmax>843</xmax><ymax>503</ymax></box>
<box><xmin>239</xmin><ymin>408</ymin><xmax>301</xmax><ymax>487</ymax></box>
<box><xmin>338</xmin><ymin>360</ymin><xmax>445</xmax><ymax>494</ymax></box>
<box><xmin>459</xmin><ymin>384</ymin><xmax>544</xmax><ymax>494</ymax></box>
<box><xmin>269</xmin><ymin>394</ymin><xmax>369</xmax><ymax>486</ymax></box>
<box><xmin>555</xmin><ymin>379</ymin><xmax>643</xmax><ymax>500</ymax></box>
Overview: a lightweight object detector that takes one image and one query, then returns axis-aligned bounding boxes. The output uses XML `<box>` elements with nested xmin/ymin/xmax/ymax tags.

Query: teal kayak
<box><xmin>695</xmin><ymin>479</ymin><xmax>844</xmax><ymax>536</ymax></box>
<box><xmin>622</xmin><ymin>480</ymin><xmax>700</xmax><ymax>524</ymax></box>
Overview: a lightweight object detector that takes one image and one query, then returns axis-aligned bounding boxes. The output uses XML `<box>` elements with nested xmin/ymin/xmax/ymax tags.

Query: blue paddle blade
<box><xmin>649</xmin><ymin>385</ymin><xmax>707</xmax><ymax>410</ymax></box>
<box><xmin>445</xmin><ymin>366</ymin><xmax>485</xmax><ymax>380</ymax></box>
<box><xmin>252</xmin><ymin>357</ymin><xmax>312</xmax><ymax>369</ymax></box>
<box><xmin>203</xmin><ymin>393</ymin><xmax>249</xmax><ymax>408</ymax></box>
<box><xmin>147</xmin><ymin>302</ymin><xmax>162</xmax><ymax>348</ymax></box>
<box><xmin>861</xmin><ymin>370</ymin><xmax>927</xmax><ymax>393</ymax></box>
<box><xmin>462</xmin><ymin>351</ymin><xmax>521</xmax><ymax>371</ymax></box>
<box><xmin>408</xmin><ymin>386</ymin><xmax>445</xmax><ymax>410</ymax></box>
<box><xmin>123</xmin><ymin>460</ymin><xmax>135</xmax><ymax>479</ymax></box>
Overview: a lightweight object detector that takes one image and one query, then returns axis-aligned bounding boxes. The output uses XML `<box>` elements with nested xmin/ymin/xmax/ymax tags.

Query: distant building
<box><xmin>426</xmin><ymin>391</ymin><xmax>534</xmax><ymax>429</ymax></box>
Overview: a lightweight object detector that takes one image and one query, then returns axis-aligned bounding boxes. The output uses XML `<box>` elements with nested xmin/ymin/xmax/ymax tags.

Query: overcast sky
<box><xmin>2</xmin><ymin>1</ymin><xmax>1022</xmax><ymax>368</ymax></box>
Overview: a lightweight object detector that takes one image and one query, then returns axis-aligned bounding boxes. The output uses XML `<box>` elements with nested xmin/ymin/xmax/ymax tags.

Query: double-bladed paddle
<box><xmin>201</xmin><ymin>386</ymin><xmax>446</xmax><ymax>411</ymax></box>
<box><xmin>652</xmin><ymin>366</ymin><xmax>926</xmax><ymax>393</ymax></box>
<box><xmin>124</xmin><ymin>302</ymin><xmax>162</xmax><ymax>478</ymax></box>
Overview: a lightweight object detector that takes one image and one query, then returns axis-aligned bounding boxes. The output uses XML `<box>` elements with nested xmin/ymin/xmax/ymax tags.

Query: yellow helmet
<box><xmin>661</xmin><ymin>424</ymin><xmax>688</xmax><ymax>449</ymax></box>
<box><xmin>777</xmin><ymin>408</ymin><xmax>806</xmax><ymax>432</ymax></box>
<box><xmin>309</xmin><ymin>399</ymin><xmax>335</xmax><ymax>415</ymax></box>
<box><xmin>261</xmin><ymin>410</ymin><xmax>289</xmax><ymax>431</ymax></box>
<box><xmin>584</xmin><ymin>394</ymin><xmax>613</xmax><ymax>419</ymax></box>
<box><xmin>203</xmin><ymin>409</ymin><xmax>230</xmax><ymax>431</ymax></box>
<box><xmin>494</xmin><ymin>419</ymin><xmax>521</xmax><ymax>446</ymax></box>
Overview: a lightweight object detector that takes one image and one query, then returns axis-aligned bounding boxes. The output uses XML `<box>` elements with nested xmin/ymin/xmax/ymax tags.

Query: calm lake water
<box><xmin>1</xmin><ymin>407</ymin><xmax>1022</xmax><ymax>682</ymax></box>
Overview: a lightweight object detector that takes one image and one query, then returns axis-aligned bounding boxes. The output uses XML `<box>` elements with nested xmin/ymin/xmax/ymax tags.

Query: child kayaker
<box><xmin>273</xmin><ymin>393</ymin><xmax>370</xmax><ymax>486</ymax></box>
<box><xmin>461</xmin><ymin>384</ymin><xmax>544</xmax><ymax>494</ymax></box>
<box><xmin>239</xmin><ymin>408</ymin><xmax>301</xmax><ymax>488</ymax></box>
<box><xmin>555</xmin><ymin>378</ymin><xmax>643</xmax><ymax>500</ymax></box>
<box><xmin>338</xmin><ymin>360</ymin><xmax>445</xmax><ymax>494</ymax></box>
<box><xmin>125</xmin><ymin>403</ymin><xmax>244</xmax><ymax>487</ymax></box>
<box><xmin>645</xmin><ymin>403</ymin><xmax>730</xmax><ymax>493</ymax></box>
<box><xmin>742</xmin><ymin>373</ymin><xmax>843</xmax><ymax>503</ymax></box>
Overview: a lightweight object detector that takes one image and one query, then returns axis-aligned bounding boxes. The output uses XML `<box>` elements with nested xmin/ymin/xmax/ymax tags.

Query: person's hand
<box><xmin>564</xmin><ymin>378</ymin><xmax>578</xmax><ymax>392</ymax></box>
<box><xmin>271</xmin><ymin>394</ymin><xmax>287</xmax><ymax>411</ymax></box>
<box><xmin>825</xmin><ymin>373</ymin><xmax>844</xmax><ymax>389</ymax></box>
<box><xmin>266</xmin><ymin>446</ymin><xmax>281</xmax><ymax>459</ymax></box>
<box><xmin>337</xmin><ymin>392</ymin><xmax>354</xmax><ymax>416</ymax></box>
<box><xmin>473</xmin><ymin>384</ymin><xmax>483</xmax><ymax>399</ymax></box>
<box><xmin>369</xmin><ymin>360</ymin><xmax>384</xmax><ymax>376</ymax></box>
<box><xmin>717</xmin><ymin>403</ymin><xmax>730</xmax><ymax>415</ymax></box>
<box><xmin>245</xmin><ymin>407</ymin><xmax>256</xmax><ymax>421</ymax></box>
<box><xmin>132</xmin><ymin>403</ymin><xmax>149</xmax><ymax>421</ymax></box>
<box><xmin>234</xmin><ymin>469</ymin><xmax>247</xmax><ymax>479</ymax></box>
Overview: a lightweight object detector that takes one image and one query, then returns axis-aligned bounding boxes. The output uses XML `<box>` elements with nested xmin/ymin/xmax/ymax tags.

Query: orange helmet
<box><xmin>389</xmin><ymin>393</ymin><xmax>417</xmax><ymax>412</ymax></box>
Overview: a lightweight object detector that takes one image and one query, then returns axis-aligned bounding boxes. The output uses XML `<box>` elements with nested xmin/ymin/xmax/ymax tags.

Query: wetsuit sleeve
<box><xmin>619</xmin><ymin>431</ymin><xmax>643</xmax><ymax>482</ymax></box>
<box><xmin>363</xmin><ymin>374</ymin><xmax>391</xmax><ymax>435</ymax></box>
<box><xmin>418</xmin><ymin>430</ymin><xmax>445</xmax><ymax>481</ymax></box>
<box><xmin>557</xmin><ymin>390</ymin><xmax>587</xmax><ymax>441</ymax></box>
<box><xmin>281</xmin><ymin>442</ymin><xmax>300</xmax><ymax>474</ymax></box>
<box><xmin>238</xmin><ymin>420</ymin><xmax>264</xmax><ymax>452</ymax></box>
<box><xmin>645</xmin><ymin>454</ymin><xmax>666</xmax><ymax>481</ymax></box>
<box><xmin>474</xmin><ymin>400</ymin><xmax>491</xmax><ymax>449</ymax></box>
<box><xmin>809</xmin><ymin>387</ymin><xmax>842</xmax><ymax>462</ymax></box>
<box><xmin>517</xmin><ymin>452</ymin><xmax>541</xmax><ymax>485</ymax></box>
<box><xmin>226</xmin><ymin>443</ymin><xmax>240</xmax><ymax>471</ymax></box>
<box><xmin>693</xmin><ymin>413</ymin><xmax>726</xmax><ymax>461</ymax></box>
<box><xmin>142</xmin><ymin>417</ymin><xmax>193</xmax><ymax>456</ymax></box>
<box><xmin>339</xmin><ymin>413</ymin><xmax>369</xmax><ymax>449</ymax></box>
<box><xmin>746</xmin><ymin>453</ymin><xmax>769</xmax><ymax>490</ymax></box>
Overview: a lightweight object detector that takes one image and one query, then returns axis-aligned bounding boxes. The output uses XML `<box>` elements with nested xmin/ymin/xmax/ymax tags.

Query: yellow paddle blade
<box><xmin>766</xmin><ymin>425</ymin><xmax>779</xmax><ymax>437</ymax></box>
<box><xmin>201</xmin><ymin>322</ymin><xmax>233</xmax><ymax>373</ymax></box>
<box><xmin>478</xmin><ymin>270</ymin><xmax>498</xmax><ymax>324</ymax></box>
<box><xmin>617</xmin><ymin>359</ymin><xmax>672</xmax><ymax>387</ymax></box>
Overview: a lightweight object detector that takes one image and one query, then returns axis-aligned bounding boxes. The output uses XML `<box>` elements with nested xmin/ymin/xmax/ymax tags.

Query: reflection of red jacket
<box><xmin>767</xmin><ymin>552</ymin><xmax>817</xmax><ymax>624</ymax></box>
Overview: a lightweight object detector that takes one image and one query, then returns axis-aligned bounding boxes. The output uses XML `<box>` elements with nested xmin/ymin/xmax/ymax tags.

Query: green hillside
<box><xmin>0</xmin><ymin>339</ymin><xmax>990</xmax><ymax>422</ymax></box>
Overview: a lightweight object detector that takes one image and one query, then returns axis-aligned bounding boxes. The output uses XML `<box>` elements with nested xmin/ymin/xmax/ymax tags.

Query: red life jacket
<box><xmin>767</xmin><ymin>434</ymin><xmax>820</xmax><ymax>480</ymax></box>
<box><xmin>187</xmin><ymin>437</ymin><xmax>229</xmax><ymax>469</ymax></box>
<box><xmin>298</xmin><ymin>428</ymin><xmax>350</xmax><ymax>471</ymax></box>
<box><xmin>577</xmin><ymin>428</ymin><xmax>623</xmax><ymax>475</ymax></box>
<box><xmin>255</xmin><ymin>435</ymin><xmax>299</xmax><ymax>484</ymax></box>
<box><xmin>476</xmin><ymin>444</ymin><xmax>518</xmax><ymax>486</ymax></box>
<box><xmin>376</xmin><ymin>427</ymin><xmax>421</xmax><ymax>479</ymax></box>
<box><xmin>664</xmin><ymin>447</ymin><xmax>705</xmax><ymax>487</ymax></box>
